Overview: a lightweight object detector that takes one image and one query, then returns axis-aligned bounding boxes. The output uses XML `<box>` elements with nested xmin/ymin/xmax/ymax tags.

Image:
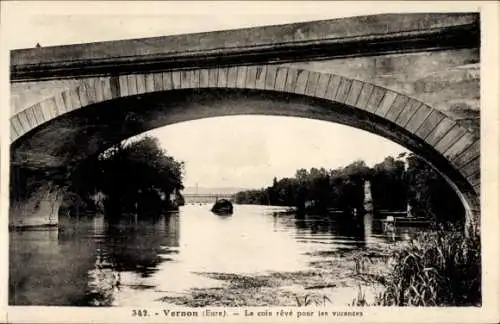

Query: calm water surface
<box><xmin>9</xmin><ymin>204</ymin><xmax>417</xmax><ymax>306</ymax></box>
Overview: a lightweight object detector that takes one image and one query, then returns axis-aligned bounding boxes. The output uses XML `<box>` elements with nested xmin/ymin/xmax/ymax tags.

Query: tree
<box><xmin>63</xmin><ymin>136</ymin><xmax>185</xmax><ymax>220</ymax></box>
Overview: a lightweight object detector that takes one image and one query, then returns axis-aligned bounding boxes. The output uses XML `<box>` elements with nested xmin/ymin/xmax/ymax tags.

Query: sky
<box><xmin>1</xmin><ymin>1</ymin><xmax>437</xmax><ymax>189</ymax></box>
<box><xmin>139</xmin><ymin>117</ymin><xmax>407</xmax><ymax>189</ymax></box>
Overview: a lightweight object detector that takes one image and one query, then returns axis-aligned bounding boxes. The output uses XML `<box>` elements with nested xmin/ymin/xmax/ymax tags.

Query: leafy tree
<box><xmin>63</xmin><ymin>136</ymin><xmax>184</xmax><ymax>220</ymax></box>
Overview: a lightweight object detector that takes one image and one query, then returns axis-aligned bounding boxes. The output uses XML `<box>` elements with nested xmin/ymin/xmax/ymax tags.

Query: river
<box><xmin>9</xmin><ymin>204</ymin><xmax>420</xmax><ymax>306</ymax></box>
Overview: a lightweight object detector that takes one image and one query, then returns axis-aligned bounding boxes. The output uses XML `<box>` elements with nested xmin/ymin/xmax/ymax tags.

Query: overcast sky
<box><xmin>6</xmin><ymin>1</ymin><xmax>461</xmax><ymax>189</ymax></box>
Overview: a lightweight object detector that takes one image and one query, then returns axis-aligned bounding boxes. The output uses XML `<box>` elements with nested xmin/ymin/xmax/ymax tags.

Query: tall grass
<box><xmin>295</xmin><ymin>294</ymin><xmax>332</xmax><ymax>307</ymax></box>
<box><xmin>375</xmin><ymin>229</ymin><xmax>481</xmax><ymax>306</ymax></box>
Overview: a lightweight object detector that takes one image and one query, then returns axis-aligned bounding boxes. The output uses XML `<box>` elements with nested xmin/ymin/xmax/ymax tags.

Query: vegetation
<box><xmin>235</xmin><ymin>161</ymin><xmax>370</xmax><ymax>213</ymax></box>
<box><xmin>375</xmin><ymin>229</ymin><xmax>481</xmax><ymax>306</ymax></box>
<box><xmin>235</xmin><ymin>153</ymin><xmax>464</xmax><ymax>225</ymax></box>
<box><xmin>62</xmin><ymin>136</ymin><xmax>185</xmax><ymax>220</ymax></box>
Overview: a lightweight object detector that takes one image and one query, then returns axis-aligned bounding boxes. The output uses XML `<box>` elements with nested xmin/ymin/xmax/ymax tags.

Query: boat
<box><xmin>380</xmin><ymin>215</ymin><xmax>432</xmax><ymax>227</ymax></box>
<box><xmin>211</xmin><ymin>199</ymin><xmax>233</xmax><ymax>215</ymax></box>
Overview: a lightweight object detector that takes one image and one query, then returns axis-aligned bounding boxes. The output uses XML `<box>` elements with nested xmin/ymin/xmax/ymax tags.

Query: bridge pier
<box><xmin>9</xmin><ymin>168</ymin><xmax>65</xmax><ymax>228</ymax></box>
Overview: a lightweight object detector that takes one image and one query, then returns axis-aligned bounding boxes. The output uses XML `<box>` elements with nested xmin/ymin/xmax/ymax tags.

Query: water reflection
<box><xmin>10</xmin><ymin>205</ymin><xmax>419</xmax><ymax>306</ymax></box>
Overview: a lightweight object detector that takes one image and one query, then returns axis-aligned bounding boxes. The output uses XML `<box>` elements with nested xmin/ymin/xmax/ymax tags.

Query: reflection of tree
<box><xmin>79</xmin><ymin>213</ymin><xmax>180</xmax><ymax>306</ymax></box>
<box><xmin>102</xmin><ymin>214</ymin><xmax>180</xmax><ymax>278</ymax></box>
<box><xmin>293</xmin><ymin>212</ymin><xmax>366</xmax><ymax>247</ymax></box>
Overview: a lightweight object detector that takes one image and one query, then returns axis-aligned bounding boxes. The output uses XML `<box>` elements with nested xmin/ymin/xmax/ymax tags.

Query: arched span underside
<box><xmin>10</xmin><ymin>66</ymin><xmax>480</xmax><ymax>228</ymax></box>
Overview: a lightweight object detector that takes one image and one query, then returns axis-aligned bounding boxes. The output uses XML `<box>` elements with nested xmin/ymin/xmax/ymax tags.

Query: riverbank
<box><xmin>158</xmin><ymin>244</ymin><xmax>392</xmax><ymax>307</ymax></box>
<box><xmin>157</xmin><ymin>228</ymin><xmax>481</xmax><ymax>307</ymax></box>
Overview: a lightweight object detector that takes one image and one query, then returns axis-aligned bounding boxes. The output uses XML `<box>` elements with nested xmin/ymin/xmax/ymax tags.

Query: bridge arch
<box><xmin>10</xmin><ymin>65</ymin><xmax>480</xmax><ymax>231</ymax></box>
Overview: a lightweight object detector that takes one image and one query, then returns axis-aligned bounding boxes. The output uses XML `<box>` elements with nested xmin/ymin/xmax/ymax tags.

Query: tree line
<box><xmin>234</xmin><ymin>153</ymin><xmax>464</xmax><ymax>225</ymax></box>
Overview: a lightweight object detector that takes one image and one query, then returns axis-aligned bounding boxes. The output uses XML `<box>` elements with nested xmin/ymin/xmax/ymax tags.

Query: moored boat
<box><xmin>380</xmin><ymin>215</ymin><xmax>432</xmax><ymax>227</ymax></box>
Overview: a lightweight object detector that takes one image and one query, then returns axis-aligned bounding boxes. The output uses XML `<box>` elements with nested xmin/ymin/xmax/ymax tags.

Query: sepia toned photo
<box><xmin>2</xmin><ymin>1</ymin><xmax>499</xmax><ymax>323</ymax></box>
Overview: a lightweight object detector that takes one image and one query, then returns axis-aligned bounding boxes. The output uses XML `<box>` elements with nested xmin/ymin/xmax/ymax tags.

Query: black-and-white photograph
<box><xmin>3</xmin><ymin>2</ymin><xmax>498</xmax><ymax>321</ymax></box>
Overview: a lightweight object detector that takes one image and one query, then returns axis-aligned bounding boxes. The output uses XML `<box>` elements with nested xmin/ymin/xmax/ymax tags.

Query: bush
<box><xmin>376</xmin><ymin>230</ymin><xmax>481</xmax><ymax>306</ymax></box>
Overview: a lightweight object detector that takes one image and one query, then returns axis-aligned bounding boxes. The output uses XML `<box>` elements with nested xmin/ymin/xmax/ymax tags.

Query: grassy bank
<box><xmin>371</xmin><ymin>229</ymin><xmax>481</xmax><ymax>306</ymax></box>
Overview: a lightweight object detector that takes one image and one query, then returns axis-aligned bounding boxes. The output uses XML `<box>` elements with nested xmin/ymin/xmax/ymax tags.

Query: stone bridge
<box><xmin>9</xmin><ymin>13</ymin><xmax>480</xmax><ymax>233</ymax></box>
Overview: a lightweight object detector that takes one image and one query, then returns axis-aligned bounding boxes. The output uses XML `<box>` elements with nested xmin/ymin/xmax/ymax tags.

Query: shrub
<box><xmin>376</xmin><ymin>230</ymin><xmax>481</xmax><ymax>306</ymax></box>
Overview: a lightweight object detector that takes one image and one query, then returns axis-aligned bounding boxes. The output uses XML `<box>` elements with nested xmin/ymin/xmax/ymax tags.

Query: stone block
<box><xmin>126</xmin><ymin>74</ymin><xmax>138</xmax><ymax>96</ymax></box>
<box><xmin>207</xmin><ymin>68</ymin><xmax>218</xmax><ymax>88</ymax></box>
<box><xmin>452</xmin><ymin>140</ymin><xmax>480</xmax><ymax>168</ymax></box>
<box><xmin>218</xmin><ymin>67</ymin><xmax>229</xmax><ymax>88</ymax></box>
<box><xmin>435</xmin><ymin>124</ymin><xmax>468</xmax><ymax>154</ymax></box>
<box><xmin>180</xmin><ymin>70</ymin><xmax>190</xmax><ymax>89</ymax></box>
<box><xmin>274</xmin><ymin>67</ymin><xmax>288</xmax><ymax>92</ymax></box>
<box><xmin>172</xmin><ymin>71</ymin><xmax>182</xmax><ymax>89</ymax></box>
<box><xmin>93</xmin><ymin>78</ymin><xmax>104</xmax><ymax>102</ymax></box>
<box><xmin>365</xmin><ymin>86</ymin><xmax>386</xmax><ymax>113</ymax></box>
<box><xmin>199</xmin><ymin>69</ymin><xmax>210</xmax><ymax>88</ymax></box>
<box><xmin>16</xmin><ymin>110</ymin><xmax>31</xmax><ymax>134</ymax></box>
<box><xmin>466</xmin><ymin>170</ymin><xmax>480</xmax><ymax>187</ymax></box>
<box><xmin>11</xmin><ymin>122</ymin><xmax>18</xmax><ymax>141</ymax></box>
<box><xmin>109</xmin><ymin>76</ymin><xmax>121</xmax><ymax>98</ymax></box>
<box><xmin>118</xmin><ymin>75</ymin><xmax>129</xmax><ymax>97</ymax></box>
<box><xmin>101</xmin><ymin>77</ymin><xmax>113</xmax><ymax>101</ymax></box>
<box><xmin>385</xmin><ymin>94</ymin><xmax>409</xmax><ymax>121</ymax></box>
<box><xmin>192</xmin><ymin>69</ymin><xmax>200</xmax><ymax>88</ymax></box>
<box><xmin>374</xmin><ymin>90</ymin><xmax>398</xmax><ymax>117</ymax></box>
<box><xmin>153</xmin><ymin>73</ymin><xmax>164</xmax><ymax>91</ymax></box>
<box><xmin>344</xmin><ymin>79</ymin><xmax>364</xmax><ymax>107</ymax></box>
<box><xmin>44</xmin><ymin>98</ymin><xmax>58</xmax><ymax>121</ymax></box>
<box><xmin>395</xmin><ymin>99</ymin><xmax>421</xmax><ymax>127</ymax></box>
<box><xmin>77</xmin><ymin>84</ymin><xmax>90</xmax><ymax>107</ymax></box>
<box><xmin>335</xmin><ymin>77</ymin><xmax>353</xmax><ymax>103</ymax></box>
<box><xmin>162</xmin><ymin>71</ymin><xmax>174</xmax><ymax>90</ymax></box>
<box><xmin>235</xmin><ymin>66</ymin><xmax>247</xmax><ymax>88</ymax></box>
<box><xmin>265</xmin><ymin>66</ymin><xmax>278</xmax><ymax>90</ymax></box>
<box><xmin>355</xmin><ymin>83</ymin><xmax>374</xmax><ymax>110</ymax></box>
<box><xmin>227</xmin><ymin>66</ymin><xmax>238</xmax><ymax>88</ymax></box>
<box><xmin>136</xmin><ymin>74</ymin><xmax>146</xmax><ymax>94</ymax></box>
<box><xmin>254</xmin><ymin>66</ymin><xmax>267</xmax><ymax>89</ymax></box>
<box><xmin>284</xmin><ymin>68</ymin><xmax>298</xmax><ymax>92</ymax></box>
<box><xmin>30</xmin><ymin>104</ymin><xmax>44</xmax><ymax>126</ymax></box>
<box><xmin>325</xmin><ymin>74</ymin><xmax>342</xmax><ymax>101</ymax></box>
<box><xmin>83</xmin><ymin>79</ymin><xmax>98</xmax><ymax>104</ymax></box>
<box><xmin>305</xmin><ymin>71</ymin><xmax>320</xmax><ymax>97</ymax></box>
<box><xmin>145</xmin><ymin>74</ymin><xmax>155</xmax><ymax>93</ymax></box>
<box><xmin>406</xmin><ymin>104</ymin><xmax>432</xmax><ymax>133</ymax></box>
<box><xmin>445</xmin><ymin>132</ymin><xmax>475</xmax><ymax>161</ymax></box>
<box><xmin>415</xmin><ymin>110</ymin><xmax>445</xmax><ymax>140</ymax></box>
<box><xmin>460</xmin><ymin>156</ymin><xmax>480</xmax><ymax>177</ymax></box>
<box><xmin>315</xmin><ymin>73</ymin><xmax>331</xmax><ymax>98</ymax></box>
<box><xmin>294</xmin><ymin>70</ymin><xmax>309</xmax><ymax>94</ymax></box>
<box><xmin>425</xmin><ymin>117</ymin><xmax>456</xmax><ymax>146</ymax></box>
<box><xmin>245</xmin><ymin>65</ymin><xmax>258</xmax><ymax>89</ymax></box>
<box><xmin>25</xmin><ymin>105</ymin><xmax>38</xmax><ymax>128</ymax></box>
<box><xmin>11</xmin><ymin>115</ymin><xmax>24</xmax><ymax>136</ymax></box>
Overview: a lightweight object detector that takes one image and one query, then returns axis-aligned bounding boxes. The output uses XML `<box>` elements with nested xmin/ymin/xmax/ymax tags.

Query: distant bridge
<box><xmin>183</xmin><ymin>194</ymin><xmax>234</xmax><ymax>204</ymax></box>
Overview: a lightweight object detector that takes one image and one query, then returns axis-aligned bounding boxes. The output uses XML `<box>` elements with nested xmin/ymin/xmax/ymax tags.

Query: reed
<box><xmin>375</xmin><ymin>229</ymin><xmax>481</xmax><ymax>306</ymax></box>
<box><xmin>295</xmin><ymin>294</ymin><xmax>332</xmax><ymax>307</ymax></box>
